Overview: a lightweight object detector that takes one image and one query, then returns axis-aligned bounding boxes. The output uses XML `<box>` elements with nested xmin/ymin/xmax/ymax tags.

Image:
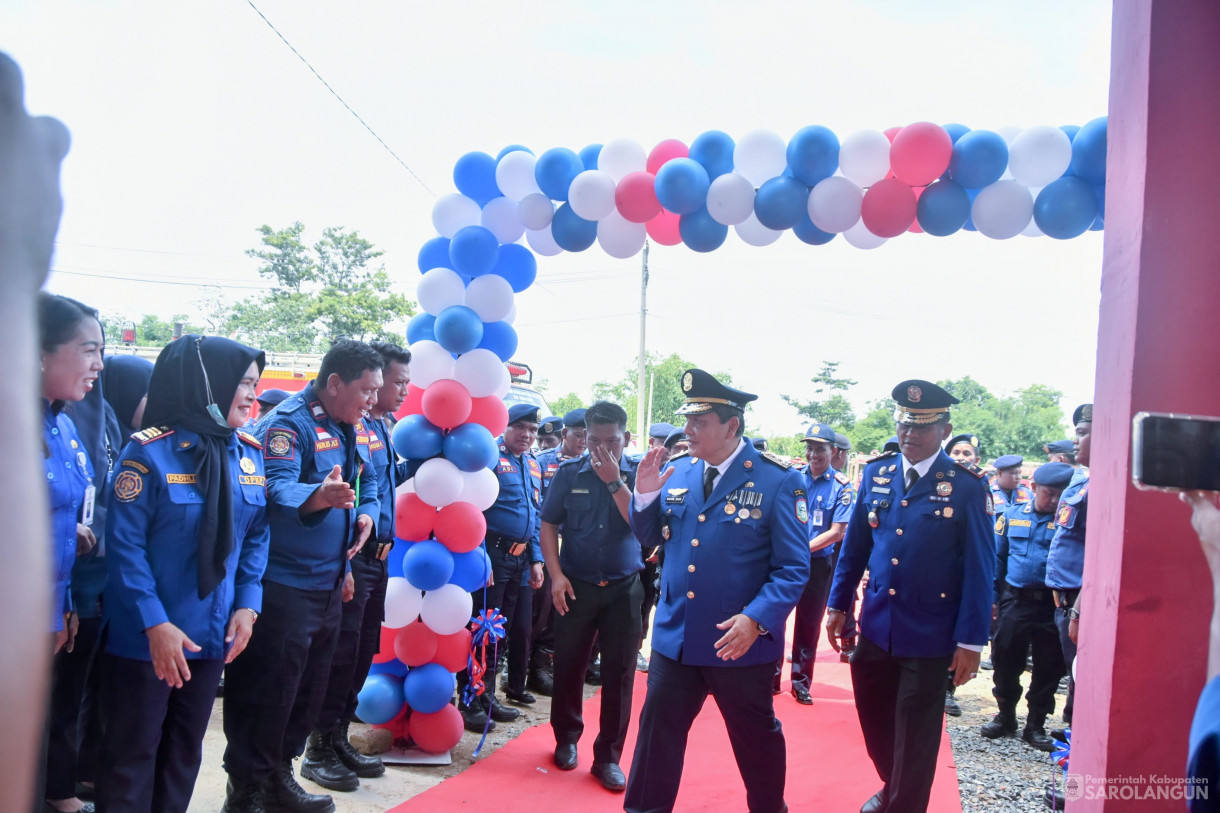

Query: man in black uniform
<box><xmin>541</xmin><ymin>401</ymin><xmax>641</xmax><ymax>792</ymax></box>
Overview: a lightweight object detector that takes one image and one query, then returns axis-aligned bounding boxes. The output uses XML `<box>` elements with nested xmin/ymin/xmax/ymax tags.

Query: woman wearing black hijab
<box><xmin>97</xmin><ymin>336</ymin><xmax>270</xmax><ymax>813</ymax></box>
<box><xmin>100</xmin><ymin>354</ymin><xmax>154</xmax><ymax>439</ymax></box>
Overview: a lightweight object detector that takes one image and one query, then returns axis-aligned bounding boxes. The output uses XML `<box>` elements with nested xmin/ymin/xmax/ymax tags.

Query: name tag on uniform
<box><xmin>812</xmin><ymin>508</ymin><xmax>824</xmax><ymax>526</ymax></box>
<box><xmin>571</xmin><ymin>488</ymin><xmax>589</xmax><ymax>494</ymax></box>
<box><xmin>315</xmin><ymin>438</ymin><xmax>340</xmax><ymax>452</ymax></box>
<box><xmin>166</xmin><ymin>473</ymin><xmax>197</xmax><ymax>484</ymax></box>
<box><xmin>82</xmin><ymin>485</ymin><xmax>96</xmax><ymax>526</ymax></box>
<box><xmin>239</xmin><ymin>475</ymin><xmax>266</xmax><ymax>486</ymax></box>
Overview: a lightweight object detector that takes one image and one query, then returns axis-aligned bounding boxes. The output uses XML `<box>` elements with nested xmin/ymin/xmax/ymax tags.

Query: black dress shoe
<box><xmin>1043</xmin><ymin>786</ymin><xmax>1065</xmax><ymax>810</ymax></box>
<box><xmin>44</xmin><ymin>804</ymin><xmax>95</xmax><ymax>813</ymax></box>
<box><xmin>860</xmin><ymin>788</ymin><xmax>886</xmax><ymax>813</ymax></box>
<box><xmin>1049</xmin><ymin>727</ymin><xmax>1069</xmax><ymax>742</ymax></box>
<box><xmin>944</xmin><ymin>691</ymin><xmax>963</xmax><ymax>717</ymax></box>
<box><xmin>505</xmin><ymin>687</ymin><xmax>537</xmax><ymax>705</ymax></box>
<box><xmin>554</xmin><ymin>743</ymin><xmax>578</xmax><ymax>770</ymax></box>
<box><xmin>460</xmin><ymin>701</ymin><xmax>494</xmax><ymax>733</ymax></box>
<box><xmin>591</xmin><ymin>761</ymin><xmax>626</xmax><ymax>792</ymax></box>
<box><xmin>791</xmin><ymin>686</ymin><xmax>813</xmax><ymax>705</ymax></box>
<box><xmin>488</xmin><ymin>698</ymin><xmax>520</xmax><ymax>722</ymax></box>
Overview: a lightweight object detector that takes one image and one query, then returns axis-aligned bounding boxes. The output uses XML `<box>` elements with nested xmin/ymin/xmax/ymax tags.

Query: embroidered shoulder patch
<box><xmin>114</xmin><ymin>469</ymin><xmax>144</xmax><ymax>502</ymax></box>
<box><xmin>266</xmin><ymin>429</ymin><xmax>295</xmax><ymax>459</ymax></box>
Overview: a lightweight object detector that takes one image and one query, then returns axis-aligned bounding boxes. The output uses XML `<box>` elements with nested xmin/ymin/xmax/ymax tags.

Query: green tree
<box><xmin>761</xmin><ymin>434</ymin><xmax>806</xmax><ymax>460</ymax></box>
<box><xmin>849</xmin><ymin>400</ymin><xmax>898</xmax><ymax>457</ymax></box>
<box><xmin>547</xmin><ymin>392</ymin><xmax>586</xmax><ymax>417</ymax></box>
<box><xmin>782</xmin><ymin>361</ymin><xmax>858</xmax><ymax>430</ymax></box>
<box><xmin>593</xmin><ymin>352</ymin><xmax>734</xmax><ymax>433</ymax></box>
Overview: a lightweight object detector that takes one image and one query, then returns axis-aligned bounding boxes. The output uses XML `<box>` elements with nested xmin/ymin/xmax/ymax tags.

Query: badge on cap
<box><xmin>907</xmin><ymin>385</ymin><xmax>922</xmax><ymax>402</ymax></box>
<box><xmin>683</xmin><ymin>372</ymin><xmax>693</xmax><ymax>392</ymax></box>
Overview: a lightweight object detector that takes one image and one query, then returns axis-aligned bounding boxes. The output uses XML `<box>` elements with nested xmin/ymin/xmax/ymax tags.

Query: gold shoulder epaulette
<box><xmin>834</xmin><ymin>471</ymin><xmax>851</xmax><ymax>485</ymax></box>
<box><xmin>132</xmin><ymin>426</ymin><xmax>174</xmax><ymax>445</ymax></box>
<box><xmin>957</xmin><ymin>460</ymin><xmax>986</xmax><ymax>478</ymax></box>
<box><xmin>236</xmin><ymin>431</ymin><xmax>262</xmax><ymax>449</ymax></box>
<box><xmin>668</xmin><ymin>449</ymin><xmax>691</xmax><ymax>461</ymax></box>
<box><xmin>866</xmin><ymin>450</ymin><xmax>898</xmax><ymax>464</ymax></box>
<box><xmin>761</xmin><ymin>450</ymin><xmax>792</xmax><ymax>469</ymax></box>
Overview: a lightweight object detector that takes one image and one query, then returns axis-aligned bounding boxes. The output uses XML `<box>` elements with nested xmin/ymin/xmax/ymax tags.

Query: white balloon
<box><xmin>383</xmin><ymin>577</ymin><xmax>424</xmax><ymax>629</ymax></box>
<box><xmin>395</xmin><ymin>477</ymin><xmax>415</xmax><ymax>497</ymax></box>
<box><xmin>404</xmin><ymin>340</ymin><xmax>454</xmax><ymax>389</ymax></box>
<box><xmin>416</xmin><ymin>268</ymin><xmax>466</xmax><ymax>317</ymax></box>
<box><xmin>808</xmin><ymin>176</ymin><xmax>863</xmax><ymax>233</ymax></box>
<box><xmin>1008</xmin><ymin>125</ymin><xmax>1073</xmax><ymax>188</ymax></box>
<box><xmin>972</xmin><ymin>180</ymin><xmax>1033</xmax><ymax>239</ymax></box>
<box><xmin>1021</xmin><ymin>218</ymin><xmax>1044</xmax><ymax>237</ymax></box>
<box><xmin>494</xmin><ymin>150</ymin><xmax>541</xmax><ymax>201</ymax></box>
<box><xmin>842</xmin><ymin>219</ymin><xmax>888</xmax><ymax>249</ymax></box>
<box><xmin>596</xmin><ymin>211</ymin><xmax>647</xmax><ymax>259</ymax></box>
<box><xmin>462</xmin><ymin>275</ymin><xmax>514</xmax><ymax>323</ymax></box>
<box><xmin>460</xmin><ymin>467</ymin><xmax>500</xmax><ymax>511</ymax></box>
<box><xmin>838</xmin><ymin>130</ymin><xmax>892</xmax><ymax>187</ymax></box>
<box><xmin>504</xmin><ymin>301</ymin><xmax>517</xmax><ymax>324</ymax></box>
<box><xmin>452</xmin><ymin>348</ymin><xmax>510</xmax><ymax>398</ymax></box>
<box><xmin>517</xmin><ymin>193</ymin><xmax>555</xmax><ymax>231</ymax></box>
<box><xmin>567</xmin><ymin>170</ymin><xmax>617</xmax><ymax>221</ymax></box>
<box><xmin>493</xmin><ymin>372</ymin><xmax>511</xmax><ymax>399</ymax></box>
<box><xmin>733</xmin><ymin>130</ymin><xmax>787</xmax><ymax>187</ymax></box>
<box><xmin>420</xmin><ymin>583</ymin><xmax>474</xmax><ymax>635</ymax></box>
<box><xmin>414</xmin><ymin>457</ymin><xmax>464</xmax><ymax>508</ymax></box>
<box><xmin>480</xmin><ymin>196</ymin><xmax>524</xmax><ymax>244</ymax></box>
<box><xmin>706</xmin><ymin>173</ymin><xmax>756</xmax><ymax>226</ymax></box>
<box><xmin>431</xmin><ymin>193</ymin><xmax>481</xmax><ymax>239</ymax></box>
<box><xmin>734</xmin><ymin>212</ymin><xmax>782</xmax><ymax>246</ymax></box>
<box><xmin>525</xmin><ymin>225</ymin><xmax>562</xmax><ymax>257</ymax></box>
<box><xmin>997</xmin><ymin>125</ymin><xmax>1022</xmax><ymax>145</ymax></box>
<box><xmin>597</xmin><ymin>139</ymin><xmax>647</xmax><ymax>182</ymax></box>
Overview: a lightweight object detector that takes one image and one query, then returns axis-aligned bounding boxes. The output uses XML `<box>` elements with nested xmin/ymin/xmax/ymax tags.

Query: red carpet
<box><xmin>387</xmin><ymin>640</ymin><xmax>963</xmax><ymax>813</ymax></box>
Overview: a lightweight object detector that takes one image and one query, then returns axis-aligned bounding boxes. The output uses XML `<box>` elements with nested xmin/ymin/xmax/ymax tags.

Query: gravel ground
<box><xmin>947</xmin><ymin>645</ymin><xmax>1069</xmax><ymax>813</ymax></box>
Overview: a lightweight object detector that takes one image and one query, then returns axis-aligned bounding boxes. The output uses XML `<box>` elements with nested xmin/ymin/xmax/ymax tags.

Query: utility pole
<box><xmin>636</xmin><ymin>239</ymin><xmax>650</xmax><ymax>446</ymax></box>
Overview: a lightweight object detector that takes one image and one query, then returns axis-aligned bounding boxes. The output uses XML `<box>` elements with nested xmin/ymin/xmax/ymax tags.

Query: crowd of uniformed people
<box><xmin>39</xmin><ymin>290</ymin><xmax>1094</xmax><ymax>813</ymax></box>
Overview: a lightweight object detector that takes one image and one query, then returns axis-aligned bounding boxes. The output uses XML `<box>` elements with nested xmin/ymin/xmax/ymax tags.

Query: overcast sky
<box><xmin>3</xmin><ymin>0</ymin><xmax>1111</xmax><ymax>436</ymax></box>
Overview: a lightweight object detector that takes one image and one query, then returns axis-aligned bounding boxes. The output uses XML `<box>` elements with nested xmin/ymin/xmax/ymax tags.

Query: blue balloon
<box><xmin>433</xmin><ymin>305</ymin><xmax>484</xmax><ymax>354</ymax></box>
<box><xmin>1092</xmin><ymin>183</ymin><xmax>1105</xmax><ymax>220</ymax></box>
<box><xmin>550</xmin><ymin>203</ymin><xmax>597</xmax><ymax>252</ymax></box>
<box><xmin>654</xmin><ymin>158</ymin><xmax>711</xmax><ymax>216</ymax></box>
<box><xmin>476</xmin><ymin>320</ymin><xmax>518</xmax><ymax>362</ymax></box>
<box><xmin>356</xmin><ymin>674</ymin><xmax>404</xmax><ymax>725</ymax></box>
<box><xmin>534</xmin><ymin>147</ymin><xmax>584</xmax><ymax>201</ymax></box>
<box><xmin>450</xmin><ymin>547</ymin><xmax>493</xmax><ymax>592</ymax></box>
<box><xmin>942</xmin><ymin>123</ymin><xmax>970</xmax><ymax>144</ymax></box>
<box><xmin>786</xmin><ymin>125</ymin><xmax>839</xmax><ymax>187</ymax></box>
<box><xmin>962</xmin><ymin>187</ymin><xmax>980</xmax><ymax>231</ymax></box>
<box><xmin>496</xmin><ymin>144</ymin><xmax>533</xmax><ymax>160</ymax></box>
<box><xmin>386</xmin><ymin>539</ymin><xmax>407</xmax><ymax>576</ymax></box>
<box><xmin>418</xmin><ymin>236</ymin><xmax>451</xmax><ymax>273</ymax></box>
<box><xmin>754</xmin><ymin>176</ymin><xmax>809</xmax><ymax>230</ymax></box>
<box><xmin>368</xmin><ymin>659</ymin><xmax>409</xmax><ymax>678</ymax></box>
<box><xmin>1059</xmin><ymin>124</ymin><xmax>1080</xmax><ymax>143</ymax></box>
<box><xmin>688</xmin><ymin>130</ymin><xmax>736</xmax><ymax>179</ymax></box>
<box><xmin>793</xmin><ymin>213</ymin><xmax>835</xmax><ymax>245</ymax></box>
<box><xmin>1069</xmin><ymin>116</ymin><xmax>1106</xmax><ymax>184</ymax></box>
<box><xmin>678</xmin><ymin>208</ymin><xmax>728</xmax><ymax>253</ymax></box>
<box><xmin>392</xmin><ymin>414</ymin><xmax>444</xmax><ymax>461</ymax></box>
<box><xmin>916</xmin><ymin>179</ymin><xmax>972</xmax><ymax>236</ymax></box>
<box><xmin>453</xmin><ymin>151</ymin><xmax>501</xmax><ymax>206</ymax></box>
<box><xmin>403</xmin><ymin>540</ymin><xmax>456</xmax><ymax>591</ymax></box>
<box><xmin>404</xmin><ymin>663</ymin><xmax>457</xmax><ymax>714</ymax></box>
<box><xmin>448</xmin><ymin>226</ymin><xmax>500</xmax><ymax>278</ymax></box>
<box><xmin>1089</xmin><ymin>213</ymin><xmax>1104</xmax><ymax>231</ymax></box>
<box><xmin>442</xmin><ymin>422</ymin><xmax>498</xmax><ymax>473</ymax></box>
<box><xmin>490</xmin><ymin>243</ymin><xmax>537</xmax><ymax>293</ymax></box>
<box><xmin>406</xmin><ymin>312</ymin><xmax>436</xmax><ymax>345</ymax></box>
<box><xmin>949</xmin><ymin>130</ymin><xmax>1008</xmax><ymax>189</ymax></box>
<box><xmin>1034</xmin><ymin>176</ymin><xmax>1099</xmax><ymax>239</ymax></box>
<box><xmin>578</xmin><ymin>143</ymin><xmax>603</xmax><ymax>171</ymax></box>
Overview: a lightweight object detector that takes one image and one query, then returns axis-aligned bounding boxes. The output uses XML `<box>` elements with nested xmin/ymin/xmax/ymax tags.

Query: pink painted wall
<box><xmin>1072</xmin><ymin>1</ymin><xmax>1220</xmax><ymax>810</ymax></box>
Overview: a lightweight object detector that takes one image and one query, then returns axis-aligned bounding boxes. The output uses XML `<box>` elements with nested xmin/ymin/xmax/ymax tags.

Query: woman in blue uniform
<box><xmin>96</xmin><ymin>336</ymin><xmax>271</xmax><ymax>813</ymax></box>
<box><xmin>40</xmin><ymin>293</ymin><xmax>103</xmax><ymax>813</ymax></box>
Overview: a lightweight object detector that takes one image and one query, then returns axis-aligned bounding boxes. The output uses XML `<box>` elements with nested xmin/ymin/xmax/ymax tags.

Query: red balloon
<box><xmin>861</xmin><ymin>179</ymin><xmax>917</xmax><ymax>238</ymax></box>
<box><xmin>400</xmin><ymin>384</ymin><xmax>425</xmax><ymax>419</ymax></box>
<box><xmin>434</xmin><ymin>502</ymin><xmax>487</xmax><ymax>553</ymax></box>
<box><xmin>884</xmin><ymin>126</ymin><xmax>901</xmax><ymax>143</ymax></box>
<box><xmin>645</xmin><ymin>209</ymin><xmax>682</xmax><ymax>246</ymax></box>
<box><xmin>615</xmin><ymin>171</ymin><xmax>661</xmax><ymax>224</ymax></box>
<box><xmin>394</xmin><ymin>621</ymin><xmax>439</xmax><ymax>667</ymax></box>
<box><xmin>646</xmin><ymin>139</ymin><xmax>689</xmax><ymax>175</ymax></box>
<box><xmin>908</xmin><ymin>186</ymin><xmax>926</xmax><ymax>234</ymax></box>
<box><xmin>373</xmin><ymin>705</ymin><xmax>409</xmax><ymax>740</ymax></box>
<box><xmin>433</xmin><ymin>629</ymin><xmax>472</xmax><ymax>672</ymax></box>
<box><xmin>396</xmin><ymin>492</ymin><xmax>437</xmax><ymax>542</ymax></box>
<box><xmin>890</xmin><ymin>122</ymin><xmax>952</xmax><ymax>187</ymax></box>
<box><xmin>467</xmin><ymin>395</ymin><xmax>508</xmax><ymax>437</ymax></box>
<box><xmin>373</xmin><ymin>624</ymin><xmax>400</xmax><ymax>664</ymax></box>
<box><xmin>408</xmin><ymin>703</ymin><xmax>464</xmax><ymax>754</ymax></box>
<box><xmin>421</xmin><ymin>379</ymin><xmax>472</xmax><ymax>430</ymax></box>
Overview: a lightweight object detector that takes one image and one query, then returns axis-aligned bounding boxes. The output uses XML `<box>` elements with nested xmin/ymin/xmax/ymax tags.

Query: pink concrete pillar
<box><xmin>1071</xmin><ymin>1</ymin><xmax>1220</xmax><ymax>810</ymax></box>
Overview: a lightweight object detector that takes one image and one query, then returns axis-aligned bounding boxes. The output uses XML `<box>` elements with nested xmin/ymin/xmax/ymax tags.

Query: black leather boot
<box><xmin>221</xmin><ymin>778</ymin><xmax>267</xmax><ymax>813</ymax></box>
<box><xmin>301</xmin><ymin>730</ymin><xmax>359</xmax><ymax>791</ymax></box>
<box><xmin>980</xmin><ymin>707</ymin><xmax>1018</xmax><ymax>738</ymax></box>
<box><xmin>331</xmin><ymin>720</ymin><xmax>386</xmax><ymax>778</ymax></box>
<box><xmin>1022</xmin><ymin>713</ymin><xmax>1055</xmax><ymax>752</ymax></box>
<box><xmin>528</xmin><ymin>647</ymin><xmax>554</xmax><ymax>696</ymax></box>
<box><xmin>264</xmin><ymin>762</ymin><xmax>335</xmax><ymax>812</ymax></box>
<box><xmin>460</xmin><ymin>697</ymin><xmax>494</xmax><ymax>732</ymax></box>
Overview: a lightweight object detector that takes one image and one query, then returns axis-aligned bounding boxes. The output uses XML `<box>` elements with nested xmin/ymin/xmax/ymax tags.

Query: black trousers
<box><xmin>850</xmin><ymin>635</ymin><xmax>952</xmax><ymax>813</ymax></box>
<box><xmin>551</xmin><ymin>574</ymin><xmax>643</xmax><ymax>763</ymax></box>
<box><xmin>828</xmin><ymin>546</ymin><xmax>858</xmax><ymax>639</ymax></box>
<box><xmin>639</xmin><ymin>559</ymin><xmax>660</xmax><ymax>640</ymax></box>
<box><xmin>458</xmin><ymin>543</ymin><xmax>525</xmax><ymax>700</ymax></box>
<box><xmin>45</xmin><ymin>615</ymin><xmax>104</xmax><ymax>798</ymax></box>
<box><xmin>505</xmin><ymin>578</ymin><xmax>533</xmax><ymax>693</ymax></box>
<box><xmin>96</xmin><ymin>655</ymin><xmax>225</xmax><ymax>813</ymax></box>
<box><xmin>1055</xmin><ymin>606</ymin><xmax>1077</xmax><ymax>723</ymax></box>
<box><xmin>316</xmin><ymin>553</ymin><xmax>388</xmax><ymax>728</ymax></box>
<box><xmin>625</xmin><ymin>652</ymin><xmax>786</xmax><ymax>813</ymax></box>
<box><xmin>531</xmin><ymin>567</ymin><xmax>557</xmax><ymax>652</ymax></box>
<box><xmin>991</xmin><ymin>588</ymin><xmax>1065</xmax><ymax>716</ymax></box>
<box><xmin>223</xmin><ymin>580</ymin><xmax>343</xmax><ymax>785</ymax></box>
<box><xmin>775</xmin><ymin>553</ymin><xmax>836</xmax><ymax>692</ymax></box>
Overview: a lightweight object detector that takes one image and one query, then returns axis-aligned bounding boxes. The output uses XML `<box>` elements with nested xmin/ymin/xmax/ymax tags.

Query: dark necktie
<box><xmin>704</xmin><ymin>466</ymin><xmax>719</xmax><ymax>500</ymax></box>
<box><xmin>905</xmin><ymin>467</ymin><xmax>919</xmax><ymax>492</ymax></box>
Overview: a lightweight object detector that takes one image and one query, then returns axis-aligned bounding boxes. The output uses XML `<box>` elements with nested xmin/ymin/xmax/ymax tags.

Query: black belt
<box><xmin>581</xmin><ymin>573</ymin><xmax>635</xmax><ymax>588</ymax></box>
<box><xmin>487</xmin><ymin>533</ymin><xmax>528</xmax><ymax>557</ymax></box>
<box><xmin>1052</xmin><ymin>588</ymin><xmax>1080</xmax><ymax>609</ymax></box>
<box><xmin>358</xmin><ymin>538</ymin><xmax>395</xmax><ymax>561</ymax></box>
<box><xmin>1007</xmin><ymin>585</ymin><xmax>1053</xmax><ymax>602</ymax></box>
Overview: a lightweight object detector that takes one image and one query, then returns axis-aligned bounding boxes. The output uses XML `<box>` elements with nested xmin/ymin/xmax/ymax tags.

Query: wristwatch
<box><xmin>241</xmin><ymin>608</ymin><xmax>259</xmax><ymax>622</ymax></box>
<box><xmin>756</xmin><ymin>622</ymin><xmax>769</xmax><ymax>635</ymax></box>
<box><xmin>605</xmin><ymin>478</ymin><xmax>623</xmax><ymax>494</ymax></box>
<box><xmin>1065</xmin><ymin>607</ymin><xmax>1080</xmax><ymax>620</ymax></box>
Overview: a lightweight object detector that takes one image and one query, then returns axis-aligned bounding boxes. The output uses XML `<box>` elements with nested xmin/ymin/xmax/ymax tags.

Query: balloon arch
<box><xmin>357</xmin><ymin>118</ymin><xmax>1109</xmax><ymax>753</ymax></box>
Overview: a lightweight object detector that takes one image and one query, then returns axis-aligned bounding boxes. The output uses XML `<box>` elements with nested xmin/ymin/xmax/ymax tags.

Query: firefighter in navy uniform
<box><xmin>990</xmin><ymin>454</ymin><xmax>1034</xmax><ymax>512</ymax></box>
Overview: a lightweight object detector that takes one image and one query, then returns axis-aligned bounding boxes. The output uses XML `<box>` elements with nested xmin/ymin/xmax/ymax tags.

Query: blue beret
<box><xmin>1072</xmin><ymin>403</ymin><xmax>1093</xmax><ymax>425</ymax></box>
<box><xmin>562</xmin><ymin>408</ymin><xmax>586</xmax><ymax>428</ymax></box>
<box><xmin>538</xmin><ymin>416</ymin><xmax>563</xmax><ymax>435</ymax></box>
<box><xmin>993</xmin><ymin>454</ymin><xmax>1023</xmax><ymax>470</ymax></box>
<box><xmin>750</xmin><ymin>437</ymin><xmax>768</xmax><ymax>451</ymax></box>
<box><xmin>507</xmin><ymin>403</ymin><xmax>542</xmax><ymax>425</ymax></box>
<box><xmin>664</xmin><ymin>430</ymin><xmax>686</xmax><ymax>448</ymax></box>
<box><xmin>803</xmin><ymin>423</ymin><xmax>836</xmax><ymax>444</ymax></box>
<box><xmin>891</xmin><ymin>379</ymin><xmax>959</xmax><ymax>425</ymax></box>
<box><xmin>649</xmin><ymin>422</ymin><xmax>677</xmax><ymax>440</ymax></box>
<box><xmin>1033</xmin><ymin>462</ymin><xmax>1074</xmax><ymax>488</ymax></box>
<box><xmin>675</xmin><ymin>368</ymin><xmax>756</xmax><ymax>415</ymax></box>
<box><xmin>1045</xmin><ymin>439</ymin><xmax>1075</xmax><ymax>454</ymax></box>
<box><xmin>883</xmin><ymin>436</ymin><xmax>900</xmax><ymax>453</ymax></box>
<box><xmin>256</xmin><ymin>388</ymin><xmax>291</xmax><ymax>408</ymax></box>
